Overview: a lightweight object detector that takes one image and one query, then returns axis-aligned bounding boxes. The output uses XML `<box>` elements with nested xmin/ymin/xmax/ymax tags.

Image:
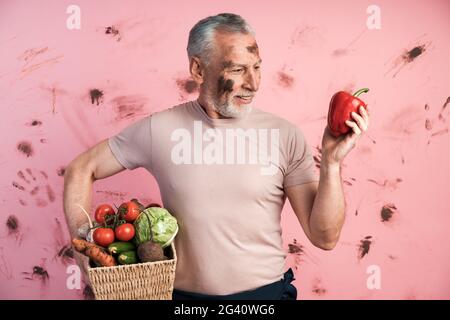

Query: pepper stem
<box><xmin>353</xmin><ymin>88</ymin><xmax>369</xmax><ymax>98</ymax></box>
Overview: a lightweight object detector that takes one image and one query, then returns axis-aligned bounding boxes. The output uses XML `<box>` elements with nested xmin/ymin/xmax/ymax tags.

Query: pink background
<box><xmin>1</xmin><ymin>0</ymin><xmax>449</xmax><ymax>299</ymax></box>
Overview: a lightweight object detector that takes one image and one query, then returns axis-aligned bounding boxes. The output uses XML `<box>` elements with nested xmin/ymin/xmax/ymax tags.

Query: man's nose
<box><xmin>243</xmin><ymin>70</ymin><xmax>259</xmax><ymax>92</ymax></box>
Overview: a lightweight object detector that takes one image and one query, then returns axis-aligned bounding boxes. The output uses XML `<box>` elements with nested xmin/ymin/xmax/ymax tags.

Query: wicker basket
<box><xmin>87</xmin><ymin>242</ymin><xmax>177</xmax><ymax>300</ymax></box>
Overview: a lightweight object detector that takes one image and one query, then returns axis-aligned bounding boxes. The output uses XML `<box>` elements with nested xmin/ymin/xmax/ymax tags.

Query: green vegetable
<box><xmin>108</xmin><ymin>241</ymin><xmax>136</xmax><ymax>255</ymax></box>
<box><xmin>133</xmin><ymin>207</ymin><xmax>178</xmax><ymax>248</ymax></box>
<box><xmin>118</xmin><ymin>251</ymin><xmax>138</xmax><ymax>265</ymax></box>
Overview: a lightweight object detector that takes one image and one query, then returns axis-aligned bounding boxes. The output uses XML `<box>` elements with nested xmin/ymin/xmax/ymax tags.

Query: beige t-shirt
<box><xmin>108</xmin><ymin>99</ymin><xmax>319</xmax><ymax>295</ymax></box>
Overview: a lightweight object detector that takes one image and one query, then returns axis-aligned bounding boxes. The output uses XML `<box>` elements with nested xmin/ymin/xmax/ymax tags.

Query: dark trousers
<box><xmin>172</xmin><ymin>268</ymin><xmax>297</xmax><ymax>300</ymax></box>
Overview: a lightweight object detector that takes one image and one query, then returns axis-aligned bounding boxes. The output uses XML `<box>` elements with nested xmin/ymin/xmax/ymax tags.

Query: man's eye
<box><xmin>254</xmin><ymin>65</ymin><xmax>261</xmax><ymax>70</ymax></box>
<box><xmin>232</xmin><ymin>69</ymin><xmax>244</xmax><ymax>73</ymax></box>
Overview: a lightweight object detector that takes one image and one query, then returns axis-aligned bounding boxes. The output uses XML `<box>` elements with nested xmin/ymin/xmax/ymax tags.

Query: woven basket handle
<box><xmin>76</xmin><ymin>203</ymin><xmax>93</xmax><ymax>229</ymax></box>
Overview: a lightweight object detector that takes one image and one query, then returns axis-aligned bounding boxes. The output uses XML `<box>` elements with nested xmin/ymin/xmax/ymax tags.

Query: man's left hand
<box><xmin>321</xmin><ymin>105</ymin><xmax>370</xmax><ymax>166</ymax></box>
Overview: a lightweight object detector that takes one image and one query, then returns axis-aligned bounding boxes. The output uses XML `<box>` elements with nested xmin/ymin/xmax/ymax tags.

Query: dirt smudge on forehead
<box><xmin>246</xmin><ymin>43</ymin><xmax>259</xmax><ymax>55</ymax></box>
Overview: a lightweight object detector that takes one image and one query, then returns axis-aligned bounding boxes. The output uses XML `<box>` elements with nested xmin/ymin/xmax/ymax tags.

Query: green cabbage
<box><xmin>133</xmin><ymin>207</ymin><xmax>178</xmax><ymax>248</ymax></box>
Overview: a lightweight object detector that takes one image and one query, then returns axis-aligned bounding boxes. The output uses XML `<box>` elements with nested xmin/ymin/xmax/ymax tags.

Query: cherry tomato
<box><xmin>94</xmin><ymin>204</ymin><xmax>115</xmax><ymax>224</ymax></box>
<box><xmin>93</xmin><ymin>227</ymin><xmax>115</xmax><ymax>247</ymax></box>
<box><xmin>115</xmin><ymin>223</ymin><xmax>135</xmax><ymax>242</ymax></box>
<box><xmin>118</xmin><ymin>201</ymin><xmax>140</xmax><ymax>222</ymax></box>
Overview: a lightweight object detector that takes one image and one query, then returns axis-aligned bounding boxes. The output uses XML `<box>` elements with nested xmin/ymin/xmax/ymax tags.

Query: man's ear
<box><xmin>189</xmin><ymin>57</ymin><xmax>204</xmax><ymax>85</ymax></box>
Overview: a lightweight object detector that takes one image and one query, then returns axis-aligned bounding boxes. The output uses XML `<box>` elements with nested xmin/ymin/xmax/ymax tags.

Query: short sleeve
<box><xmin>283</xmin><ymin>126</ymin><xmax>319</xmax><ymax>188</ymax></box>
<box><xmin>108</xmin><ymin>116</ymin><xmax>152</xmax><ymax>170</ymax></box>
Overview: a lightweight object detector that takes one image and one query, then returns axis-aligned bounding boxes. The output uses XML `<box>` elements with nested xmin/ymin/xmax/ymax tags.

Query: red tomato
<box><xmin>94</xmin><ymin>204</ymin><xmax>115</xmax><ymax>224</ymax></box>
<box><xmin>118</xmin><ymin>201</ymin><xmax>140</xmax><ymax>222</ymax></box>
<box><xmin>93</xmin><ymin>227</ymin><xmax>115</xmax><ymax>247</ymax></box>
<box><xmin>115</xmin><ymin>223</ymin><xmax>135</xmax><ymax>242</ymax></box>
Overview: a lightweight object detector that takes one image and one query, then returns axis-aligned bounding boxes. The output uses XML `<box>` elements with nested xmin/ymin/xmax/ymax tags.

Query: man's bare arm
<box><xmin>286</xmin><ymin>163</ymin><xmax>345</xmax><ymax>250</ymax></box>
<box><xmin>63</xmin><ymin>139</ymin><xmax>125</xmax><ymax>275</ymax></box>
<box><xmin>63</xmin><ymin>139</ymin><xmax>125</xmax><ymax>238</ymax></box>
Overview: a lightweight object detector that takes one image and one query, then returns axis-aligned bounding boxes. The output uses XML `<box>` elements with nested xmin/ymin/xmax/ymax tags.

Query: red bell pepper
<box><xmin>327</xmin><ymin>88</ymin><xmax>369</xmax><ymax>137</ymax></box>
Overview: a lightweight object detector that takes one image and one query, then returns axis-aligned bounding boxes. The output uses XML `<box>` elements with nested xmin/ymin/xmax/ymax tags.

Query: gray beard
<box><xmin>206</xmin><ymin>93</ymin><xmax>253</xmax><ymax>118</ymax></box>
<box><xmin>215</xmin><ymin>101</ymin><xmax>252</xmax><ymax>118</ymax></box>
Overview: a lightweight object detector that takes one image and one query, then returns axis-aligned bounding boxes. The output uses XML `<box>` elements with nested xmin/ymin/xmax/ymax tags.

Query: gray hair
<box><xmin>187</xmin><ymin>13</ymin><xmax>255</xmax><ymax>65</ymax></box>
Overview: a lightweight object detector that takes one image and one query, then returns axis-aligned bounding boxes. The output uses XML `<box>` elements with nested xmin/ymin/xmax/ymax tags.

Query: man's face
<box><xmin>201</xmin><ymin>31</ymin><xmax>262</xmax><ymax>118</ymax></box>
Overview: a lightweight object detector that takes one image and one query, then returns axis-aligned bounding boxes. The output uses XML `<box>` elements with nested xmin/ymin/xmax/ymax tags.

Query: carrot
<box><xmin>72</xmin><ymin>238</ymin><xmax>117</xmax><ymax>267</ymax></box>
<box><xmin>85</xmin><ymin>246</ymin><xmax>117</xmax><ymax>267</ymax></box>
<box><xmin>72</xmin><ymin>238</ymin><xmax>97</xmax><ymax>252</ymax></box>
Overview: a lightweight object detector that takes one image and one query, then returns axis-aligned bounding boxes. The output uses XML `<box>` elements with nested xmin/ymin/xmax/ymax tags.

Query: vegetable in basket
<box><xmin>114</xmin><ymin>223</ymin><xmax>135</xmax><ymax>242</ymax></box>
<box><xmin>108</xmin><ymin>241</ymin><xmax>136</xmax><ymax>255</ymax></box>
<box><xmin>94</xmin><ymin>204</ymin><xmax>115</xmax><ymax>224</ymax></box>
<box><xmin>72</xmin><ymin>238</ymin><xmax>117</xmax><ymax>267</ymax></box>
<box><xmin>117</xmin><ymin>200</ymin><xmax>141</xmax><ymax>223</ymax></box>
<box><xmin>118</xmin><ymin>251</ymin><xmax>138</xmax><ymax>265</ymax></box>
<box><xmin>93</xmin><ymin>227</ymin><xmax>115</xmax><ymax>247</ymax></box>
<box><xmin>133</xmin><ymin>207</ymin><xmax>178</xmax><ymax>248</ymax></box>
<box><xmin>135</xmin><ymin>209</ymin><xmax>170</xmax><ymax>263</ymax></box>
<box><xmin>137</xmin><ymin>241</ymin><xmax>167</xmax><ymax>262</ymax></box>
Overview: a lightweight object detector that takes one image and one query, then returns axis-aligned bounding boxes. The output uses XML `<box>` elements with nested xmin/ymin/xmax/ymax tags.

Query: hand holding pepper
<box><xmin>322</xmin><ymin>88</ymin><xmax>371</xmax><ymax>166</ymax></box>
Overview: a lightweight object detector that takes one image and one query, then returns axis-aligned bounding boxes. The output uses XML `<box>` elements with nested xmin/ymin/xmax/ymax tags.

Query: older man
<box><xmin>63</xmin><ymin>13</ymin><xmax>370</xmax><ymax>300</ymax></box>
